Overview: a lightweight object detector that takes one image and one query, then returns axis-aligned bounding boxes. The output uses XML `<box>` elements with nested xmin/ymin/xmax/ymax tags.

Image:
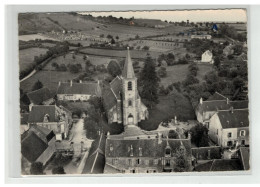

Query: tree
<box><xmin>111</xmin><ymin>38</ymin><xmax>116</xmax><ymax>44</ymax></box>
<box><xmin>83</xmin><ymin>55</ymin><xmax>87</xmax><ymax>61</ymax></box>
<box><xmin>142</xmin><ymin>46</ymin><xmax>150</xmax><ymax>51</ymax></box>
<box><xmin>139</xmin><ymin>54</ymin><xmax>160</xmax><ymax>108</ymax></box>
<box><xmin>168</xmin><ymin>130</ymin><xmax>178</xmax><ymax>139</ymax></box>
<box><xmin>188</xmin><ymin>123</ymin><xmax>209</xmax><ymax>147</ymax></box>
<box><xmin>107</xmin><ymin>60</ymin><xmax>121</xmax><ymax>77</ymax></box>
<box><xmin>157</xmin><ymin>67</ymin><xmax>167</xmax><ymax>78</ymax></box>
<box><xmin>32</xmin><ymin>80</ymin><xmax>43</xmax><ymax>91</ymax></box>
<box><xmin>30</xmin><ymin>162</ymin><xmax>44</xmax><ymax>175</ymax></box>
<box><xmin>116</xmin><ymin>35</ymin><xmax>119</xmax><ymax>40</ymax></box>
<box><xmin>52</xmin><ymin>166</ymin><xmax>66</xmax><ymax>174</ymax></box>
<box><xmin>72</xmin><ymin>54</ymin><xmax>76</xmax><ymax>60</ymax></box>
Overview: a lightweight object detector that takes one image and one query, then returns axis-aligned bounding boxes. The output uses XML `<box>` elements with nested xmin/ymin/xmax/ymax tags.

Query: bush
<box><xmin>52</xmin><ymin>166</ymin><xmax>66</xmax><ymax>174</ymax></box>
<box><xmin>142</xmin><ymin>46</ymin><xmax>150</xmax><ymax>51</ymax></box>
<box><xmin>157</xmin><ymin>67</ymin><xmax>167</xmax><ymax>78</ymax></box>
<box><xmin>168</xmin><ymin>130</ymin><xmax>179</xmax><ymax>139</ymax></box>
<box><xmin>30</xmin><ymin>162</ymin><xmax>44</xmax><ymax>175</ymax></box>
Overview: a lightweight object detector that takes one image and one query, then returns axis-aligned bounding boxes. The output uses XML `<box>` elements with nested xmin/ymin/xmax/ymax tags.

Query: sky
<box><xmin>79</xmin><ymin>9</ymin><xmax>247</xmax><ymax>23</ymax></box>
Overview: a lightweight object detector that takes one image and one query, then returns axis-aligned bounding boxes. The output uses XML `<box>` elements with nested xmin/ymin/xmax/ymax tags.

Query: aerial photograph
<box><xmin>18</xmin><ymin>9</ymin><xmax>249</xmax><ymax>175</ymax></box>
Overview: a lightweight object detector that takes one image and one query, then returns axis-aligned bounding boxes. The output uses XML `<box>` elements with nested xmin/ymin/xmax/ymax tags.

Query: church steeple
<box><xmin>122</xmin><ymin>47</ymin><xmax>135</xmax><ymax>79</ymax></box>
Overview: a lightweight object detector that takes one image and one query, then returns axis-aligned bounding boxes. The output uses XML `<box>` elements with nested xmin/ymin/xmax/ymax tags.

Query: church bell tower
<box><xmin>121</xmin><ymin>47</ymin><xmax>139</xmax><ymax>127</ymax></box>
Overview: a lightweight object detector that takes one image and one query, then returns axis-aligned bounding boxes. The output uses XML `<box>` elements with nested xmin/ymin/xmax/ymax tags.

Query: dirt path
<box><xmin>19</xmin><ymin>69</ymin><xmax>36</xmax><ymax>82</ymax></box>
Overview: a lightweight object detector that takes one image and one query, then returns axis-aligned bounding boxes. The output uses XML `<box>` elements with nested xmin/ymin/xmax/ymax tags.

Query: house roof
<box><xmin>207</xmin><ymin>92</ymin><xmax>227</xmax><ymax>101</ymax></box>
<box><xmin>203</xmin><ymin>50</ymin><xmax>213</xmax><ymax>56</ymax></box>
<box><xmin>122</xmin><ymin>49</ymin><xmax>135</xmax><ymax>79</ymax></box>
<box><xmin>82</xmin><ymin>134</ymin><xmax>106</xmax><ymax>174</ymax></box>
<box><xmin>102</xmin><ymin>87</ymin><xmax>118</xmax><ymax>112</ymax></box>
<box><xmin>110</xmin><ymin>76</ymin><xmax>122</xmax><ymax>99</ymax></box>
<box><xmin>28</xmin><ymin>105</ymin><xmax>61</xmax><ymax>123</ymax></box>
<box><xmin>198</xmin><ymin>100</ymin><xmax>248</xmax><ymax>113</ymax></box>
<box><xmin>217</xmin><ymin>109</ymin><xmax>249</xmax><ymax>129</ymax></box>
<box><xmin>20</xmin><ymin>113</ymin><xmax>29</xmax><ymax>125</ymax></box>
<box><xmin>239</xmin><ymin>147</ymin><xmax>250</xmax><ymax>170</ymax></box>
<box><xmin>191</xmin><ymin>146</ymin><xmax>222</xmax><ymax>160</ymax></box>
<box><xmin>57</xmin><ymin>82</ymin><xmax>98</xmax><ymax>95</ymax></box>
<box><xmin>195</xmin><ymin>159</ymin><xmax>242</xmax><ymax>171</ymax></box>
<box><xmin>27</xmin><ymin>87</ymin><xmax>53</xmax><ymax>105</ymax></box>
<box><xmin>21</xmin><ymin>131</ymin><xmax>48</xmax><ymax>163</ymax></box>
<box><xmin>106</xmin><ymin>138</ymin><xmax>192</xmax><ymax>158</ymax></box>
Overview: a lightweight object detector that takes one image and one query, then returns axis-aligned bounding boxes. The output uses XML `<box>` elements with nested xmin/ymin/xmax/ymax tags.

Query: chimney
<box><xmin>207</xmin><ymin>150</ymin><xmax>211</xmax><ymax>159</ymax></box>
<box><xmin>175</xmin><ymin>116</ymin><xmax>177</xmax><ymax>124</ymax></box>
<box><xmin>70</xmin><ymin>142</ymin><xmax>74</xmax><ymax>151</ymax></box>
<box><xmin>70</xmin><ymin>80</ymin><xmax>73</xmax><ymax>87</ymax></box>
<box><xmin>158</xmin><ymin>132</ymin><xmax>162</xmax><ymax>144</ymax></box>
<box><xmin>226</xmin><ymin>98</ymin><xmax>229</xmax><ymax>104</ymax></box>
<box><xmin>200</xmin><ymin>97</ymin><xmax>203</xmax><ymax>105</ymax></box>
<box><xmin>79</xmin><ymin>80</ymin><xmax>82</xmax><ymax>83</ymax></box>
<box><xmin>230</xmin><ymin>107</ymin><xmax>234</xmax><ymax>113</ymax></box>
<box><xmin>58</xmin><ymin>81</ymin><xmax>61</xmax><ymax>86</ymax></box>
<box><xmin>80</xmin><ymin>141</ymin><xmax>84</xmax><ymax>153</ymax></box>
<box><xmin>188</xmin><ymin>132</ymin><xmax>191</xmax><ymax>139</ymax></box>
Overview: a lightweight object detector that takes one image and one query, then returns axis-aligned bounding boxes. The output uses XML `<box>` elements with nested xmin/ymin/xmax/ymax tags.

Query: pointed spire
<box><xmin>122</xmin><ymin>47</ymin><xmax>135</xmax><ymax>79</ymax></box>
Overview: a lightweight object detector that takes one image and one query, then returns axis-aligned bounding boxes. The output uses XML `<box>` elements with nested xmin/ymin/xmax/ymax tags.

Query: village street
<box><xmin>63</xmin><ymin>118</ymin><xmax>93</xmax><ymax>174</ymax></box>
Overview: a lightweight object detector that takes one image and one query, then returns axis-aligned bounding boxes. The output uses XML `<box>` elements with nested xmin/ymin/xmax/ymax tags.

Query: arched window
<box><xmin>128</xmin><ymin>81</ymin><xmax>132</xmax><ymax>90</ymax></box>
<box><xmin>128</xmin><ymin>100</ymin><xmax>132</xmax><ymax>106</ymax></box>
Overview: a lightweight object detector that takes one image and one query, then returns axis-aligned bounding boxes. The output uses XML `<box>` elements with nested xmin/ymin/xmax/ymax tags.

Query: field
<box><xmin>80</xmin><ymin>48</ymin><xmax>162</xmax><ymax>59</ymax></box>
<box><xmin>19</xmin><ymin>34</ymin><xmax>59</xmax><ymax>41</ymax></box>
<box><xmin>19</xmin><ymin>47</ymin><xmax>48</xmax><ymax>72</ymax></box>
<box><xmin>44</xmin><ymin>53</ymin><xmax>119</xmax><ymax>71</ymax></box>
<box><xmin>138</xmin><ymin>88</ymin><xmax>196</xmax><ymax>131</ymax></box>
<box><xmin>158</xmin><ymin>64</ymin><xmax>213</xmax><ymax>87</ymax></box>
<box><xmin>20</xmin><ymin>70</ymin><xmax>81</xmax><ymax>94</ymax></box>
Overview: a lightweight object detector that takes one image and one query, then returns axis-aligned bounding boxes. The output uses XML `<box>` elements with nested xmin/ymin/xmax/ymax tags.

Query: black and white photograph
<box><xmin>17</xmin><ymin>8</ymin><xmax>250</xmax><ymax>175</ymax></box>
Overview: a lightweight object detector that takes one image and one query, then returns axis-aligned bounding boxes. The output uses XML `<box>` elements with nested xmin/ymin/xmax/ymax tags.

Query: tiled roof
<box><xmin>110</xmin><ymin>76</ymin><xmax>122</xmax><ymax>99</ymax></box>
<box><xmin>207</xmin><ymin>92</ymin><xmax>227</xmax><ymax>101</ymax></box>
<box><xmin>217</xmin><ymin>109</ymin><xmax>249</xmax><ymax>129</ymax></box>
<box><xmin>122</xmin><ymin>49</ymin><xmax>135</xmax><ymax>79</ymax></box>
<box><xmin>57</xmin><ymin>82</ymin><xmax>98</xmax><ymax>95</ymax></box>
<box><xmin>102</xmin><ymin>87</ymin><xmax>117</xmax><ymax>111</ymax></box>
<box><xmin>21</xmin><ymin>131</ymin><xmax>48</xmax><ymax>163</ymax></box>
<box><xmin>195</xmin><ymin>159</ymin><xmax>243</xmax><ymax>171</ymax></box>
<box><xmin>106</xmin><ymin>138</ymin><xmax>192</xmax><ymax>158</ymax></box>
<box><xmin>239</xmin><ymin>147</ymin><xmax>250</xmax><ymax>170</ymax></box>
<box><xmin>192</xmin><ymin>146</ymin><xmax>222</xmax><ymax>160</ymax></box>
<box><xmin>82</xmin><ymin>134</ymin><xmax>106</xmax><ymax>174</ymax></box>
<box><xmin>27</xmin><ymin>87</ymin><xmax>53</xmax><ymax>105</ymax></box>
<box><xmin>198</xmin><ymin>100</ymin><xmax>248</xmax><ymax>113</ymax></box>
<box><xmin>20</xmin><ymin>113</ymin><xmax>29</xmax><ymax>125</ymax></box>
<box><xmin>28</xmin><ymin>105</ymin><xmax>60</xmax><ymax>123</ymax></box>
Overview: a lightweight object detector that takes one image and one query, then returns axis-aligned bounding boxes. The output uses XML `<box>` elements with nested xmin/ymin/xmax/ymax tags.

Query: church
<box><xmin>103</xmin><ymin>48</ymin><xmax>148</xmax><ymax>126</ymax></box>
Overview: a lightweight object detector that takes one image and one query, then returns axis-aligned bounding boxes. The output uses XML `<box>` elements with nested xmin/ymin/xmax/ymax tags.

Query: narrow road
<box><xmin>19</xmin><ymin>69</ymin><xmax>36</xmax><ymax>82</ymax></box>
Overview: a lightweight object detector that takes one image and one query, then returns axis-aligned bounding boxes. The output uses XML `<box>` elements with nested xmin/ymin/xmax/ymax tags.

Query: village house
<box><xmin>195</xmin><ymin>92</ymin><xmax>248</xmax><ymax>125</ymax></box>
<box><xmin>21</xmin><ymin>125</ymin><xmax>56</xmax><ymax>174</ymax></box>
<box><xmin>20</xmin><ymin>113</ymin><xmax>29</xmax><ymax>134</ymax></box>
<box><xmin>238</xmin><ymin>147</ymin><xmax>250</xmax><ymax>170</ymax></box>
<box><xmin>27</xmin><ymin>105</ymin><xmax>72</xmax><ymax>140</ymax></box>
<box><xmin>104</xmin><ymin>132</ymin><xmax>193</xmax><ymax>173</ymax></box>
<box><xmin>102</xmin><ymin>48</ymin><xmax>148</xmax><ymax>125</ymax></box>
<box><xmin>191</xmin><ymin>34</ymin><xmax>212</xmax><ymax>40</ymax></box>
<box><xmin>208</xmin><ymin>108</ymin><xmax>249</xmax><ymax>148</ymax></box>
<box><xmin>201</xmin><ymin>50</ymin><xmax>214</xmax><ymax>64</ymax></box>
<box><xmin>56</xmin><ymin>81</ymin><xmax>101</xmax><ymax>102</ymax></box>
<box><xmin>27</xmin><ymin>87</ymin><xmax>54</xmax><ymax>111</ymax></box>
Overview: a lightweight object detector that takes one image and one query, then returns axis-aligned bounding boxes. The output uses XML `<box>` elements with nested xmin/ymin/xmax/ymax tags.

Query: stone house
<box><xmin>104</xmin><ymin>133</ymin><xmax>192</xmax><ymax>173</ymax></box>
<box><xmin>191</xmin><ymin>35</ymin><xmax>212</xmax><ymax>40</ymax></box>
<box><xmin>27</xmin><ymin>105</ymin><xmax>72</xmax><ymax>140</ymax></box>
<box><xmin>56</xmin><ymin>81</ymin><xmax>101</xmax><ymax>102</ymax></box>
<box><xmin>195</xmin><ymin>92</ymin><xmax>248</xmax><ymax>126</ymax></box>
<box><xmin>26</xmin><ymin>87</ymin><xmax>54</xmax><ymax>111</ymax></box>
<box><xmin>208</xmin><ymin>108</ymin><xmax>249</xmax><ymax>148</ymax></box>
<box><xmin>21</xmin><ymin>125</ymin><xmax>56</xmax><ymax>174</ymax></box>
<box><xmin>201</xmin><ymin>50</ymin><xmax>214</xmax><ymax>64</ymax></box>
